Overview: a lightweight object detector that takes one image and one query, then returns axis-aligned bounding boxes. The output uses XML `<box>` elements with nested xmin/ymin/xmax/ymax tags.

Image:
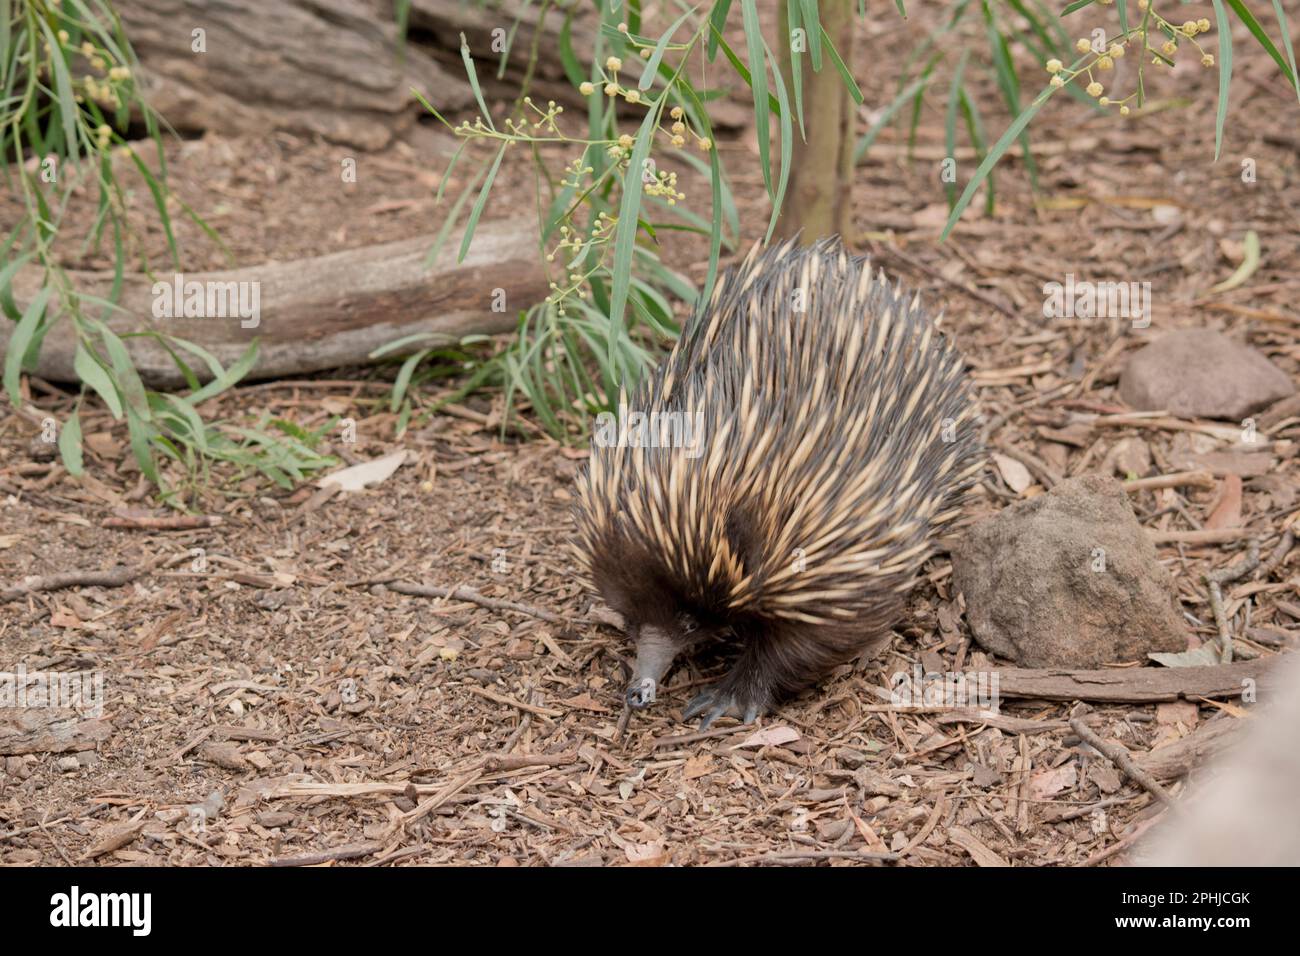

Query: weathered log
<box><xmin>992</xmin><ymin>658</ymin><xmax>1277</xmax><ymax>703</ymax></box>
<box><xmin>117</xmin><ymin>0</ymin><xmax>474</xmax><ymax>149</ymax></box>
<box><xmin>0</xmin><ymin>220</ymin><xmax>547</xmax><ymax>389</ymax></box>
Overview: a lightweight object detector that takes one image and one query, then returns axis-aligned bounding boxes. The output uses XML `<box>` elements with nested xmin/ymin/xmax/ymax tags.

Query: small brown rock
<box><xmin>1120</xmin><ymin>329</ymin><xmax>1294</xmax><ymax>421</ymax></box>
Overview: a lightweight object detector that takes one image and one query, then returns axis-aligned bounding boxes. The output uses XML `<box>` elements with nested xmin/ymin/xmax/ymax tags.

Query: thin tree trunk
<box><xmin>775</xmin><ymin>0</ymin><xmax>856</xmax><ymax>243</ymax></box>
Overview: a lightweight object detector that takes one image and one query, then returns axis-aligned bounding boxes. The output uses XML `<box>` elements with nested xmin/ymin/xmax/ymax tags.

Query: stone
<box><xmin>953</xmin><ymin>474</ymin><xmax>1188</xmax><ymax>668</ymax></box>
<box><xmin>1119</xmin><ymin>329</ymin><xmax>1294</xmax><ymax>420</ymax></box>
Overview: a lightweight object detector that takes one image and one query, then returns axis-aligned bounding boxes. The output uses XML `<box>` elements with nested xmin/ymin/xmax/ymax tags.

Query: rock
<box><xmin>1119</xmin><ymin>329</ymin><xmax>1294</xmax><ymax>420</ymax></box>
<box><xmin>953</xmin><ymin>474</ymin><xmax>1188</xmax><ymax>667</ymax></box>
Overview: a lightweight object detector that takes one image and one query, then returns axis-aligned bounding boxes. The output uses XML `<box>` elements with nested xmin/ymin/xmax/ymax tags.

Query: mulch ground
<box><xmin>2</xmin><ymin>3</ymin><xmax>1300</xmax><ymax>866</ymax></box>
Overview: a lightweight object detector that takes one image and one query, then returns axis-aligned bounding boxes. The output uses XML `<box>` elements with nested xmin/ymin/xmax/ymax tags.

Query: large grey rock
<box><xmin>1119</xmin><ymin>329</ymin><xmax>1294</xmax><ymax>420</ymax></box>
<box><xmin>953</xmin><ymin>474</ymin><xmax>1188</xmax><ymax>668</ymax></box>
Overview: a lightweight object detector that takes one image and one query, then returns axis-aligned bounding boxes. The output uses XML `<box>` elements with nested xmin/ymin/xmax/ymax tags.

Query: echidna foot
<box><xmin>682</xmin><ymin>687</ymin><xmax>764</xmax><ymax>728</ymax></box>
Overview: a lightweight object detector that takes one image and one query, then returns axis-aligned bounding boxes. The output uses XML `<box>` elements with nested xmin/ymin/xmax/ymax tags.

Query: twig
<box><xmin>1206</xmin><ymin>541</ymin><xmax>1261</xmax><ymax>664</ymax></box>
<box><xmin>401</xmin><ymin>770</ymin><xmax>483</xmax><ymax>828</ymax></box>
<box><xmin>1082</xmin><ymin>810</ymin><xmax>1168</xmax><ymax>866</ymax></box>
<box><xmin>499</xmin><ymin>702</ymin><xmax>533</xmax><ymax>754</ymax></box>
<box><xmin>37</xmin><ymin>815</ymin><xmax>76</xmax><ymax>866</ymax></box>
<box><xmin>650</xmin><ymin>724</ymin><xmax>754</xmax><ymax>749</ymax></box>
<box><xmin>1069</xmin><ymin>716</ymin><xmax>1177</xmax><ymax>808</ymax></box>
<box><xmin>897</xmin><ymin>791</ymin><xmax>947</xmax><ymax>859</ymax></box>
<box><xmin>1123</xmin><ymin>471</ymin><xmax>1216</xmax><ymax>493</ymax></box>
<box><xmin>0</xmin><ymin>806</ymin><xmax>108</xmax><ymax>842</ymax></box>
<box><xmin>1148</xmin><ymin>528</ymin><xmax>1256</xmax><ymax>545</ymax></box>
<box><xmin>270</xmin><ymin>841</ymin><xmax>384</xmax><ymax>867</ymax></box>
<box><xmin>102</xmin><ymin>514</ymin><xmax>221</xmax><ymax>530</ymax></box>
<box><xmin>482</xmin><ymin>752</ymin><xmax>578</xmax><ymax>772</ymax></box>
<box><xmin>1</xmin><ymin>558</ymin><xmax>160</xmax><ymax>603</ymax></box>
<box><xmin>613</xmin><ymin>703</ymin><xmax>633</xmax><ymax>744</ymax></box>
<box><xmin>148</xmin><ymin>727</ymin><xmax>216</xmax><ymax>768</ymax></box>
<box><xmin>383</xmin><ymin>582</ymin><xmax>565</xmax><ymax>624</ymax></box>
<box><xmin>706</xmin><ymin>848</ymin><xmax>900</xmax><ymax>866</ymax></box>
<box><xmin>1041</xmin><ymin>796</ymin><xmax>1135</xmax><ymax>824</ymax></box>
<box><xmin>464</xmin><ymin>685</ymin><xmax>562</xmax><ymax>717</ymax></box>
<box><xmin>1257</xmin><ymin>529</ymin><xmax>1294</xmax><ymax>579</ymax></box>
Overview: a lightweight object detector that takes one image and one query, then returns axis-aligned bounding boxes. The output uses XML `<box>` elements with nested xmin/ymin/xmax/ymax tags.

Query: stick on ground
<box><xmin>1</xmin><ymin>560</ymin><xmax>159</xmax><ymax>603</ymax></box>
<box><xmin>1069</xmin><ymin>716</ymin><xmax>1178</xmax><ymax>808</ymax></box>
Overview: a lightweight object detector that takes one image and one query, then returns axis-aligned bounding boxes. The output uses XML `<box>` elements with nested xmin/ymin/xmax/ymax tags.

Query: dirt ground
<box><xmin>3</xmin><ymin>4</ymin><xmax>1300</xmax><ymax>866</ymax></box>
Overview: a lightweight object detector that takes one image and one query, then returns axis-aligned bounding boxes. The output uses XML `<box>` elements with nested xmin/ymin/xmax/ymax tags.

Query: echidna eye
<box><xmin>678</xmin><ymin>612</ymin><xmax>699</xmax><ymax>635</ymax></box>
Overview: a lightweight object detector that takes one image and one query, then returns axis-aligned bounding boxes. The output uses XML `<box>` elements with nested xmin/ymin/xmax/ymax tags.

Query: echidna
<box><xmin>574</xmin><ymin>236</ymin><xmax>984</xmax><ymax>726</ymax></box>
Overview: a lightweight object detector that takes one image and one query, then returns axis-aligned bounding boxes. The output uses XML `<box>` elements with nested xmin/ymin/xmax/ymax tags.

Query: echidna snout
<box><xmin>624</xmin><ymin>618</ymin><xmax>702</xmax><ymax>710</ymax></box>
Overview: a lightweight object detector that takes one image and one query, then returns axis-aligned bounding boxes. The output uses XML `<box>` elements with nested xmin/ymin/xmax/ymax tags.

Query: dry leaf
<box><xmin>1028</xmin><ymin>763</ymin><xmax>1077</xmax><ymax>800</ymax></box>
<box><xmin>49</xmin><ymin>608</ymin><xmax>83</xmax><ymax>629</ymax></box>
<box><xmin>992</xmin><ymin>453</ymin><xmax>1033</xmax><ymax>494</ymax></box>
<box><xmin>316</xmin><ymin>450</ymin><xmax>409</xmax><ymax>492</ymax></box>
<box><xmin>735</xmin><ymin>725</ymin><xmax>801</xmax><ymax>749</ymax></box>
<box><xmin>624</xmin><ymin>842</ymin><xmax>669</xmax><ymax>866</ymax></box>
<box><xmin>1205</xmin><ymin>474</ymin><xmax>1243</xmax><ymax>530</ymax></box>
<box><xmin>948</xmin><ymin>826</ymin><xmax>1010</xmax><ymax>867</ymax></box>
<box><xmin>83</xmin><ymin>432</ymin><xmax>122</xmax><ymax>458</ymax></box>
<box><xmin>1156</xmin><ymin>700</ymin><xmax>1200</xmax><ymax>727</ymax></box>
<box><xmin>683</xmin><ymin>754</ymin><xmax>713</xmax><ymax>780</ymax></box>
<box><xmin>561</xmin><ymin>692</ymin><xmax>610</xmax><ymax>713</ymax></box>
<box><xmin>82</xmin><ymin>808</ymin><xmax>148</xmax><ymax>860</ymax></box>
<box><xmin>1150</xmin><ymin>645</ymin><xmax>1224</xmax><ymax>668</ymax></box>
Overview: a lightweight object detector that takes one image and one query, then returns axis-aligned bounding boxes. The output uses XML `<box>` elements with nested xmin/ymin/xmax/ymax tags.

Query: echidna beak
<box><xmin>626</xmin><ymin>678</ymin><xmax>656</xmax><ymax>710</ymax></box>
<box><xmin>626</xmin><ymin>624</ymin><xmax>678</xmax><ymax>711</ymax></box>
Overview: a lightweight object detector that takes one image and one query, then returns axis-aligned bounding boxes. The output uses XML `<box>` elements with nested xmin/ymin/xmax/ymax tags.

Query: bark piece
<box><xmin>1</xmin><ymin>221</ymin><xmax>547</xmax><ymax>389</ymax></box>
<box><xmin>119</xmin><ymin>0</ymin><xmax>473</xmax><ymax>148</ymax></box>
<box><xmin>0</xmin><ymin>709</ymin><xmax>112</xmax><ymax>755</ymax></box>
<box><xmin>992</xmin><ymin>657</ymin><xmax>1274</xmax><ymax>703</ymax></box>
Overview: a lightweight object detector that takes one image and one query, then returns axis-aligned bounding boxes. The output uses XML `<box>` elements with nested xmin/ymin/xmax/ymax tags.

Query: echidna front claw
<box><xmin>683</xmin><ymin>687</ymin><xmax>761</xmax><ymax>728</ymax></box>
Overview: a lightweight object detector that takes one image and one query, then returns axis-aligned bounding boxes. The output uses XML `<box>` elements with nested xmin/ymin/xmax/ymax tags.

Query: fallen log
<box><xmin>1</xmin><ymin>220</ymin><xmax>548</xmax><ymax>389</ymax></box>
<box><xmin>992</xmin><ymin>657</ymin><xmax>1278</xmax><ymax>703</ymax></box>
<box><xmin>118</xmin><ymin>0</ymin><xmax>474</xmax><ymax>149</ymax></box>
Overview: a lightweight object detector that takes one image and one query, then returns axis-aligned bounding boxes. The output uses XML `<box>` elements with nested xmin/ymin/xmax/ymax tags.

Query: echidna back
<box><xmin>576</xmin><ymin>236</ymin><xmax>983</xmax><ymax>638</ymax></box>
